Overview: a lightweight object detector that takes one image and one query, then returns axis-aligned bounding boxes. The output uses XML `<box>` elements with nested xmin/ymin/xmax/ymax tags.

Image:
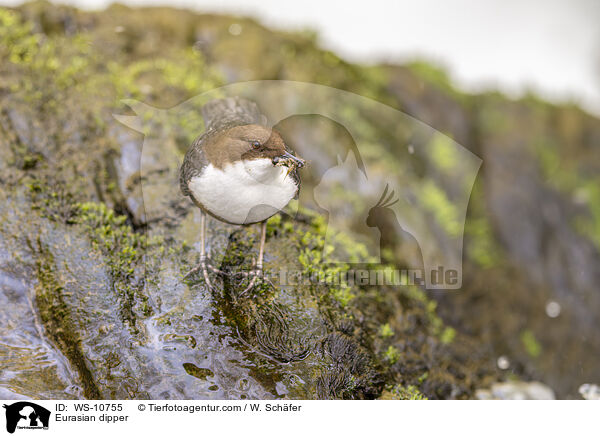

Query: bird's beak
<box><xmin>272</xmin><ymin>151</ymin><xmax>306</xmax><ymax>168</ymax></box>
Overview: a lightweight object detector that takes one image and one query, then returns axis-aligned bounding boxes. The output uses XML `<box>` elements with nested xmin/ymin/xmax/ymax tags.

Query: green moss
<box><xmin>382</xmin><ymin>384</ymin><xmax>428</xmax><ymax>400</ymax></box>
<box><xmin>398</xmin><ymin>285</ymin><xmax>445</xmax><ymax>335</ymax></box>
<box><xmin>292</xmin><ymin>208</ymin><xmax>376</xmax><ymax>307</ymax></box>
<box><xmin>465</xmin><ymin>217</ymin><xmax>498</xmax><ymax>268</ymax></box>
<box><xmin>296</xmin><ymin>228</ymin><xmax>357</xmax><ymax>307</ymax></box>
<box><xmin>329</xmin><ymin>285</ymin><xmax>355</xmax><ymax>307</ymax></box>
<box><xmin>463</xmin><ymin>180</ymin><xmax>503</xmax><ymax>268</ymax></box>
<box><xmin>440</xmin><ymin>326</ymin><xmax>456</xmax><ymax>344</ymax></box>
<box><xmin>478</xmin><ymin>95</ymin><xmax>513</xmax><ymax>134</ymax></box>
<box><xmin>384</xmin><ymin>345</ymin><xmax>401</xmax><ymax>364</ymax></box>
<box><xmin>0</xmin><ymin>8</ymin><xmax>39</xmax><ymax>65</ymax></box>
<box><xmin>531</xmin><ymin>129</ymin><xmax>600</xmax><ymax>251</ymax></box>
<box><xmin>1</xmin><ymin>10</ymin><xmax>97</xmax><ymax>104</ymax></box>
<box><xmin>265</xmin><ymin>213</ymin><xmax>282</xmax><ymax>236</ymax></box>
<box><xmin>74</xmin><ymin>202</ymin><xmax>157</xmax><ymax>326</ymax></box>
<box><xmin>429</xmin><ymin>132</ymin><xmax>458</xmax><ymax>171</ymax></box>
<box><xmin>109</xmin><ymin>48</ymin><xmax>222</xmax><ymax>99</ymax></box>
<box><xmin>572</xmin><ymin>181</ymin><xmax>600</xmax><ymax>250</ymax></box>
<box><xmin>406</xmin><ymin>60</ymin><xmax>463</xmax><ymax>102</ymax></box>
<box><xmin>378</xmin><ymin>323</ymin><xmax>394</xmax><ymax>339</ymax></box>
<box><xmin>407</xmin><ymin>61</ymin><xmax>449</xmax><ymax>84</ymax></box>
<box><xmin>26</xmin><ymin>178</ymin><xmax>78</xmax><ymax>223</ymax></box>
<box><xmin>396</xmin><ymin>385</ymin><xmax>428</xmax><ymax>400</ymax></box>
<box><xmin>34</xmin><ymin>243</ymin><xmax>102</xmax><ymax>399</ymax></box>
<box><xmin>421</xmin><ymin>181</ymin><xmax>462</xmax><ymax>238</ymax></box>
<box><xmin>520</xmin><ymin>329</ymin><xmax>542</xmax><ymax>358</ymax></box>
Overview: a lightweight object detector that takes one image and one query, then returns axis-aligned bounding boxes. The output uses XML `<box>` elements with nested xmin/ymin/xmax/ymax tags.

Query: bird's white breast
<box><xmin>188</xmin><ymin>158</ymin><xmax>298</xmax><ymax>224</ymax></box>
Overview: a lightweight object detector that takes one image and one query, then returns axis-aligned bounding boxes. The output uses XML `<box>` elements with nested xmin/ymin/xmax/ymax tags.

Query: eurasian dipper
<box><xmin>179</xmin><ymin>97</ymin><xmax>305</xmax><ymax>290</ymax></box>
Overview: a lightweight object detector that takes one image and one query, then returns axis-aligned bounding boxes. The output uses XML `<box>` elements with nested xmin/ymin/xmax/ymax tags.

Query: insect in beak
<box><xmin>272</xmin><ymin>151</ymin><xmax>305</xmax><ymax>167</ymax></box>
<box><xmin>272</xmin><ymin>151</ymin><xmax>306</xmax><ymax>180</ymax></box>
<box><xmin>284</xmin><ymin>165</ymin><xmax>294</xmax><ymax>180</ymax></box>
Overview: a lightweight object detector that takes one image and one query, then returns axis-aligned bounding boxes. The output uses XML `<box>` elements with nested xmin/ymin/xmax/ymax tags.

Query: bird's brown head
<box><xmin>205</xmin><ymin>124</ymin><xmax>305</xmax><ymax>169</ymax></box>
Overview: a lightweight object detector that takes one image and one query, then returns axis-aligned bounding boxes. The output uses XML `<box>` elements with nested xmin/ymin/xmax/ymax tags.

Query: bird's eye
<box><xmin>251</xmin><ymin>140</ymin><xmax>261</xmax><ymax>149</ymax></box>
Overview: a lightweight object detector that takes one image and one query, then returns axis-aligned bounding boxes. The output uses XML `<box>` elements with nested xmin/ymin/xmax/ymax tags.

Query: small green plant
<box><xmin>383</xmin><ymin>384</ymin><xmax>428</xmax><ymax>400</ymax></box>
<box><xmin>394</xmin><ymin>385</ymin><xmax>428</xmax><ymax>400</ymax></box>
<box><xmin>384</xmin><ymin>345</ymin><xmax>401</xmax><ymax>364</ymax></box>
<box><xmin>520</xmin><ymin>329</ymin><xmax>542</xmax><ymax>357</ymax></box>
<box><xmin>440</xmin><ymin>326</ymin><xmax>456</xmax><ymax>344</ymax></box>
<box><xmin>378</xmin><ymin>323</ymin><xmax>394</xmax><ymax>339</ymax></box>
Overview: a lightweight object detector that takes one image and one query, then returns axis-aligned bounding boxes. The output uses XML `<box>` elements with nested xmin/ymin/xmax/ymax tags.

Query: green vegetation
<box><xmin>537</xmin><ymin>141</ymin><xmax>600</xmax><ymax>250</ymax></box>
<box><xmin>421</xmin><ymin>181</ymin><xmax>462</xmax><ymax>238</ymax></box>
<box><xmin>378</xmin><ymin>323</ymin><xmax>394</xmax><ymax>339</ymax></box>
<box><xmin>406</xmin><ymin>61</ymin><xmax>461</xmax><ymax>101</ymax></box>
<box><xmin>2</xmin><ymin>1</ymin><xmax>598</xmax><ymax>400</ymax></box>
<box><xmin>384</xmin><ymin>345</ymin><xmax>401</xmax><ymax>364</ymax></box>
<box><xmin>381</xmin><ymin>384</ymin><xmax>428</xmax><ymax>400</ymax></box>
<box><xmin>573</xmin><ymin>182</ymin><xmax>600</xmax><ymax>250</ymax></box>
<box><xmin>75</xmin><ymin>202</ymin><xmax>158</xmax><ymax>325</ymax></box>
<box><xmin>440</xmin><ymin>326</ymin><xmax>456</xmax><ymax>345</ymax></box>
<box><xmin>429</xmin><ymin>132</ymin><xmax>459</xmax><ymax>171</ymax></box>
<box><xmin>520</xmin><ymin>329</ymin><xmax>542</xmax><ymax>358</ymax></box>
<box><xmin>34</xmin><ymin>247</ymin><xmax>102</xmax><ymax>399</ymax></box>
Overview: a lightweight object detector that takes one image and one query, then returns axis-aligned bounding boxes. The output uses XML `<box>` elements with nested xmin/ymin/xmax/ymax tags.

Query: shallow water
<box><xmin>0</xmin><ymin>226</ymin><xmax>82</xmax><ymax>400</ymax></box>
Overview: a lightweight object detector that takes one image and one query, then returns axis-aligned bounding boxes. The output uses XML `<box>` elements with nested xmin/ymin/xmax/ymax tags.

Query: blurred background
<box><xmin>1</xmin><ymin>0</ymin><xmax>599</xmax><ymax>400</ymax></box>
<box><xmin>3</xmin><ymin>0</ymin><xmax>600</xmax><ymax>114</ymax></box>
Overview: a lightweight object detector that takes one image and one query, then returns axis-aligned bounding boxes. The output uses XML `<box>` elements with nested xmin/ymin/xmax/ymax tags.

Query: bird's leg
<box><xmin>256</xmin><ymin>220</ymin><xmax>267</xmax><ymax>272</ymax></box>
<box><xmin>199</xmin><ymin>211</ymin><xmax>213</xmax><ymax>285</ymax></box>
<box><xmin>239</xmin><ymin>220</ymin><xmax>267</xmax><ymax>296</ymax></box>
<box><xmin>184</xmin><ymin>211</ymin><xmax>213</xmax><ymax>288</ymax></box>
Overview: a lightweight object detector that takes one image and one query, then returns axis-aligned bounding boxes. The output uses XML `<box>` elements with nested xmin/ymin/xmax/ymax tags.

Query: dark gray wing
<box><xmin>179</xmin><ymin>133</ymin><xmax>209</xmax><ymax>197</ymax></box>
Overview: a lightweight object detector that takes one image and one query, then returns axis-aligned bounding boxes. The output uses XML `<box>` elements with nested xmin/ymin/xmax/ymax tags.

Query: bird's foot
<box><xmin>185</xmin><ymin>255</ymin><xmax>272</xmax><ymax>296</ymax></box>
<box><xmin>238</xmin><ymin>263</ymin><xmax>275</xmax><ymax>297</ymax></box>
<box><xmin>183</xmin><ymin>263</ymin><xmax>202</xmax><ymax>280</ymax></box>
<box><xmin>238</xmin><ymin>267</ymin><xmax>262</xmax><ymax>297</ymax></box>
<box><xmin>184</xmin><ymin>255</ymin><xmax>220</xmax><ymax>291</ymax></box>
<box><xmin>239</xmin><ymin>271</ymin><xmax>262</xmax><ymax>297</ymax></box>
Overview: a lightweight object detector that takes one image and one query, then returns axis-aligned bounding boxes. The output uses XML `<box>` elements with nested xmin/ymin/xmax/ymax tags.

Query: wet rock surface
<box><xmin>1</xmin><ymin>3</ymin><xmax>599</xmax><ymax>399</ymax></box>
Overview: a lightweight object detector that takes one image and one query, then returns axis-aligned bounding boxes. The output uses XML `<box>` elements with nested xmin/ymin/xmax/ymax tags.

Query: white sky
<box><xmin>3</xmin><ymin>0</ymin><xmax>600</xmax><ymax>115</ymax></box>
